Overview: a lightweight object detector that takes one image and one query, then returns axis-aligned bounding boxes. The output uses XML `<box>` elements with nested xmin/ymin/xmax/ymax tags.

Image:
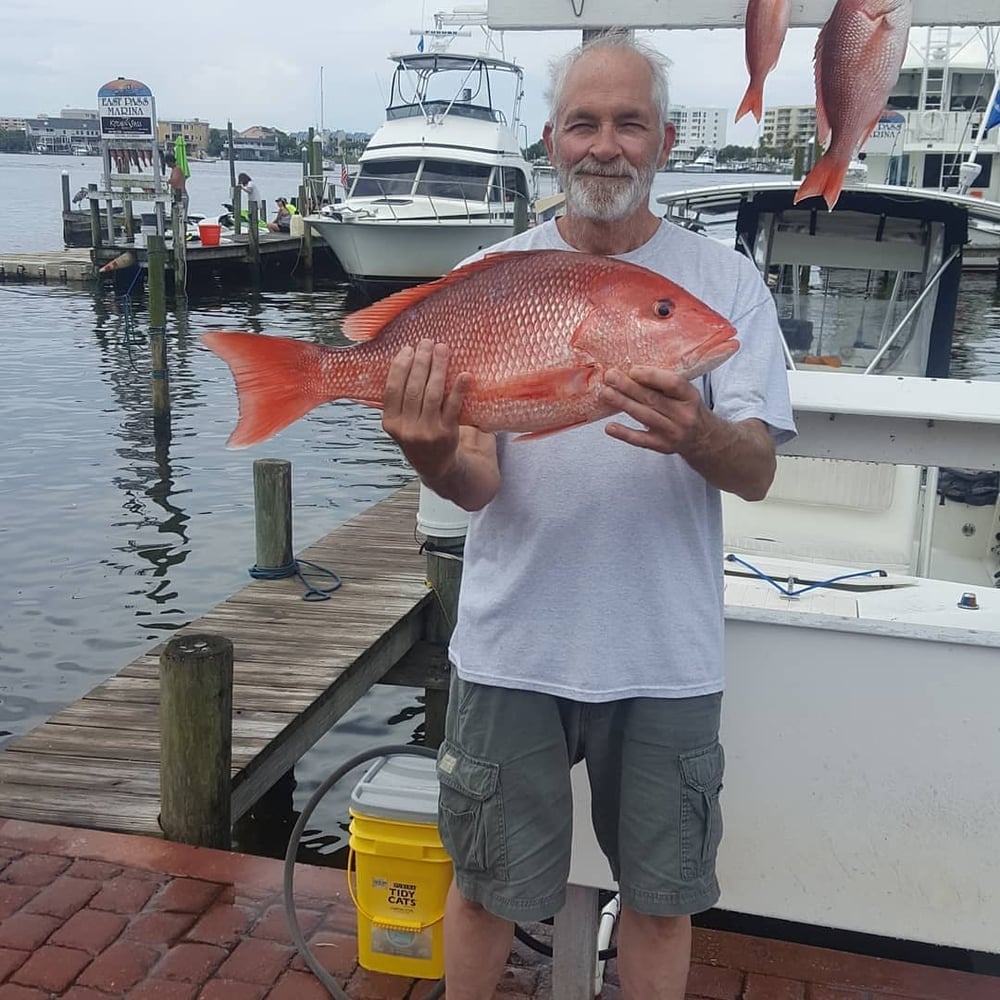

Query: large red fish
<box><xmin>735</xmin><ymin>0</ymin><xmax>792</xmax><ymax>123</ymax></box>
<box><xmin>201</xmin><ymin>250</ymin><xmax>739</xmax><ymax>448</ymax></box>
<box><xmin>794</xmin><ymin>0</ymin><xmax>912</xmax><ymax>210</ymax></box>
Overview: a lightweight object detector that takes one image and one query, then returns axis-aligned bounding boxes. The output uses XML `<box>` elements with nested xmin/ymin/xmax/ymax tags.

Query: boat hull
<box><xmin>309</xmin><ymin>215</ymin><xmax>520</xmax><ymax>289</ymax></box>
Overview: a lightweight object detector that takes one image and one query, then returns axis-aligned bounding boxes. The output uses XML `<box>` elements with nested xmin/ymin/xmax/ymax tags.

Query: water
<box><xmin>1</xmin><ymin>154</ymin><xmax>999</xmax><ymax>862</ymax></box>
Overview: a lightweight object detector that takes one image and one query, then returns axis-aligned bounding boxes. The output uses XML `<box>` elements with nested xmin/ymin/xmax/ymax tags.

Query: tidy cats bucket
<box><xmin>348</xmin><ymin>755</ymin><xmax>452</xmax><ymax>980</ymax></box>
<box><xmin>198</xmin><ymin>222</ymin><xmax>221</xmax><ymax>247</ymax></box>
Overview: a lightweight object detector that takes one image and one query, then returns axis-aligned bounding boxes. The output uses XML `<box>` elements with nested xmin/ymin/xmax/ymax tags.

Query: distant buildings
<box><xmin>223</xmin><ymin>126</ymin><xmax>282</xmax><ymax>161</ymax></box>
<box><xmin>158</xmin><ymin>119</ymin><xmax>210</xmax><ymax>157</ymax></box>
<box><xmin>668</xmin><ymin>105</ymin><xmax>727</xmax><ymax>165</ymax></box>
<box><xmin>762</xmin><ymin>105</ymin><xmax>817</xmax><ymax>151</ymax></box>
<box><xmin>0</xmin><ymin>117</ymin><xmax>26</xmax><ymax>131</ymax></box>
<box><xmin>25</xmin><ymin>110</ymin><xmax>100</xmax><ymax>153</ymax></box>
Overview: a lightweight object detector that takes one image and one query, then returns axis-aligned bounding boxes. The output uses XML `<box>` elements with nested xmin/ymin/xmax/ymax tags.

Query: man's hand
<box><xmin>599</xmin><ymin>366</ymin><xmax>709</xmax><ymax>455</ymax></box>
<box><xmin>599</xmin><ymin>365</ymin><xmax>776</xmax><ymax>501</ymax></box>
<box><xmin>382</xmin><ymin>339</ymin><xmax>472</xmax><ymax>481</ymax></box>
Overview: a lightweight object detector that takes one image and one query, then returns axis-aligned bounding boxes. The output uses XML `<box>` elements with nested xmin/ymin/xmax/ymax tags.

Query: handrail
<box><xmin>862</xmin><ymin>247</ymin><xmax>961</xmax><ymax>374</ymax></box>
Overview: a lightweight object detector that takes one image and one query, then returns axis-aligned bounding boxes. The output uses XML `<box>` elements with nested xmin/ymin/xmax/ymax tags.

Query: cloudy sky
<box><xmin>2</xmin><ymin>0</ymin><xmax>825</xmax><ymax>148</ymax></box>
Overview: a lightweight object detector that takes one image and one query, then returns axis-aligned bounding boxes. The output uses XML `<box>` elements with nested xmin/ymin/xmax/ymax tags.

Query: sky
<box><xmin>1</xmin><ymin>0</ymin><xmax>826</xmax><ymax>148</ymax></box>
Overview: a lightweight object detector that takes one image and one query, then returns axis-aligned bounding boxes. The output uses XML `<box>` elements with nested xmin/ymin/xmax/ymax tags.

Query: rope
<box><xmin>119</xmin><ymin>269</ymin><xmax>147</xmax><ymax>374</ymax></box>
<box><xmin>249</xmin><ymin>558</ymin><xmax>342</xmax><ymax>601</ymax></box>
<box><xmin>725</xmin><ymin>553</ymin><xmax>886</xmax><ymax>598</ymax></box>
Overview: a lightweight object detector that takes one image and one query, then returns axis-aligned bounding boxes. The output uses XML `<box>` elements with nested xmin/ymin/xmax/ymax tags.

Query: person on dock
<box><xmin>165</xmin><ymin>153</ymin><xmax>188</xmax><ymax>221</ymax></box>
<box><xmin>237</xmin><ymin>172</ymin><xmax>264</xmax><ymax>219</ymax></box>
<box><xmin>267</xmin><ymin>197</ymin><xmax>293</xmax><ymax>233</ymax></box>
<box><xmin>381</xmin><ymin>31</ymin><xmax>796</xmax><ymax>1000</ymax></box>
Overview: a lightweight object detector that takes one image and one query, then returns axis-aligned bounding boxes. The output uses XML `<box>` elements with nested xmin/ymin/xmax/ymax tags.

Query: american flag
<box><xmin>341</xmin><ymin>161</ymin><xmax>349</xmax><ymax>191</ymax></box>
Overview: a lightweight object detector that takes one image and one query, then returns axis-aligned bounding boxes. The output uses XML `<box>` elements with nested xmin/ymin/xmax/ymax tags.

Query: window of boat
<box><xmin>488</xmin><ymin>167</ymin><xmax>529</xmax><ymax>204</ymax></box>
<box><xmin>352</xmin><ymin>160</ymin><xmax>421</xmax><ymax>197</ymax></box>
<box><xmin>415</xmin><ymin>160</ymin><xmax>492</xmax><ymax>201</ymax></box>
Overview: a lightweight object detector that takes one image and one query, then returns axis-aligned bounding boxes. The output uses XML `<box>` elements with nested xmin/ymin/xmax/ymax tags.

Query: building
<box><xmin>157</xmin><ymin>119</ymin><xmax>210</xmax><ymax>157</ymax></box>
<box><xmin>0</xmin><ymin>117</ymin><xmax>26</xmax><ymax>131</ymax></box>
<box><xmin>667</xmin><ymin>105</ymin><xmax>727</xmax><ymax>165</ymax></box>
<box><xmin>223</xmin><ymin>126</ymin><xmax>281</xmax><ymax>161</ymax></box>
<box><xmin>25</xmin><ymin>114</ymin><xmax>100</xmax><ymax>153</ymax></box>
<box><xmin>761</xmin><ymin>105</ymin><xmax>817</xmax><ymax>152</ymax></box>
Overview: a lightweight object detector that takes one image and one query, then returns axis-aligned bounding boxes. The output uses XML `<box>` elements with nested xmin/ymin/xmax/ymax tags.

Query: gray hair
<box><xmin>545</xmin><ymin>32</ymin><xmax>672</xmax><ymax>129</ymax></box>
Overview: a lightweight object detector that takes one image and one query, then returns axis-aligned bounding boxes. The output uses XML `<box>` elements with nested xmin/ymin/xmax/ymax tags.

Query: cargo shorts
<box><xmin>436</xmin><ymin>673</ymin><xmax>724</xmax><ymax>922</ymax></box>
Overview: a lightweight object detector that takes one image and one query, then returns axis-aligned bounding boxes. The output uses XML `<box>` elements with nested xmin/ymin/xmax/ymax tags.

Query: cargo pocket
<box><xmin>437</xmin><ymin>740</ymin><xmax>504</xmax><ymax>876</ymax></box>
<box><xmin>679</xmin><ymin>741</ymin><xmax>725</xmax><ymax>881</ymax></box>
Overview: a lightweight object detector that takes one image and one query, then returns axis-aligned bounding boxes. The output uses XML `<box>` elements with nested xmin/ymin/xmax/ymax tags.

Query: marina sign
<box><xmin>97</xmin><ymin>78</ymin><xmax>156</xmax><ymax>141</ymax></box>
<box><xmin>487</xmin><ymin>0</ymin><xmax>1000</xmax><ymax>29</ymax></box>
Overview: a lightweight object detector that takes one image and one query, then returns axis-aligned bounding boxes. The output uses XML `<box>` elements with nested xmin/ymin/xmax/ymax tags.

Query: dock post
<box><xmin>248</xmin><ymin>200</ymin><xmax>261</xmax><ymax>276</ymax></box>
<box><xmin>88</xmin><ymin>185</ymin><xmax>102</xmax><ymax>250</ymax></box>
<box><xmin>147</xmin><ymin>234</ymin><xmax>171</xmax><ymax>440</ymax></box>
<box><xmin>513</xmin><ymin>191</ymin><xmax>529</xmax><ymax>234</ymax></box>
<box><xmin>171</xmin><ymin>202</ymin><xmax>187</xmax><ymax>292</ymax></box>
<box><xmin>253</xmin><ymin>458</ymin><xmax>293</xmax><ymax>572</ymax></box>
<box><xmin>61</xmin><ymin>171</ymin><xmax>71</xmax><ymax>214</ymax></box>
<box><xmin>421</xmin><ymin>498</ymin><xmax>466</xmax><ymax>747</ymax></box>
<box><xmin>124</xmin><ymin>197</ymin><xmax>134</xmax><ymax>241</ymax></box>
<box><xmin>233</xmin><ymin>185</ymin><xmax>243</xmax><ymax>238</ymax></box>
<box><xmin>299</xmin><ymin>183</ymin><xmax>313</xmax><ymax>273</ymax></box>
<box><xmin>159</xmin><ymin>633</ymin><xmax>234</xmax><ymax>849</ymax></box>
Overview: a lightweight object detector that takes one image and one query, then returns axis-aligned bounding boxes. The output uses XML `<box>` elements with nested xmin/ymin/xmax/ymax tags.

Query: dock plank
<box><xmin>0</xmin><ymin>482</ymin><xmax>435</xmax><ymax>835</ymax></box>
<box><xmin>0</xmin><ymin>250</ymin><xmax>94</xmax><ymax>284</ymax></box>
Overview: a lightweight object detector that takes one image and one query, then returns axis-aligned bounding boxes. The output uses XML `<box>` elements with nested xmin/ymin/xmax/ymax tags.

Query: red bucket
<box><xmin>198</xmin><ymin>222</ymin><xmax>221</xmax><ymax>247</ymax></box>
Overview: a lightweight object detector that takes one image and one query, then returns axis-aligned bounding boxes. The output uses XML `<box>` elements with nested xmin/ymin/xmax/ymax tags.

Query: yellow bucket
<box><xmin>348</xmin><ymin>755</ymin><xmax>452</xmax><ymax>980</ymax></box>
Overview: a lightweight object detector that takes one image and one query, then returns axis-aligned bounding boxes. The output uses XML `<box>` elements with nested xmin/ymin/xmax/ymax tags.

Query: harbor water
<box><xmin>1</xmin><ymin>153</ymin><xmax>999</xmax><ymax>861</ymax></box>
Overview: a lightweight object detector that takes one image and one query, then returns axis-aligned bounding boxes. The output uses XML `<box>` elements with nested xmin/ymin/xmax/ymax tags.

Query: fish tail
<box><xmin>201</xmin><ymin>331</ymin><xmax>335</xmax><ymax>448</ymax></box>
<box><xmin>734</xmin><ymin>83</ymin><xmax>762</xmax><ymax>124</ymax></box>
<box><xmin>793</xmin><ymin>152</ymin><xmax>851</xmax><ymax>211</ymax></box>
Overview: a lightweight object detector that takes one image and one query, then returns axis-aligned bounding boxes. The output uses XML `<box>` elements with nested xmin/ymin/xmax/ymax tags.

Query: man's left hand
<box><xmin>599</xmin><ymin>366</ymin><xmax>709</xmax><ymax>456</ymax></box>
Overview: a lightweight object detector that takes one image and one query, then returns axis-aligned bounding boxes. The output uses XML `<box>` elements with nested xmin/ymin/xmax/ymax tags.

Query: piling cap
<box><xmin>349</xmin><ymin>755</ymin><xmax>440</xmax><ymax>824</ymax></box>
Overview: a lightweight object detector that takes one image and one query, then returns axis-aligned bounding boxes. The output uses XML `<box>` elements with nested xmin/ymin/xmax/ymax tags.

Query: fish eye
<box><xmin>653</xmin><ymin>299</ymin><xmax>674</xmax><ymax>318</ymax></box>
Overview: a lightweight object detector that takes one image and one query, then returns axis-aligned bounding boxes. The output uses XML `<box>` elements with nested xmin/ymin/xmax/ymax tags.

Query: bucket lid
<box><xmin>350</xmin><ymin>754</ymin><xmax>439</xmax><ymax>824</ymax></box>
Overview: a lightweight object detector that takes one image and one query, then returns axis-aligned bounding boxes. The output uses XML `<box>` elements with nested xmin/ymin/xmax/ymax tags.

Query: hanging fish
<box><xmin>735</xmin><ymin>0</ymin><xmax>792</xmax><ymax>123</ymax></box>
<box><xmin>794</xmin><ymin>0</ymin><xmax>912</xmax><ymax>210</ymax></box>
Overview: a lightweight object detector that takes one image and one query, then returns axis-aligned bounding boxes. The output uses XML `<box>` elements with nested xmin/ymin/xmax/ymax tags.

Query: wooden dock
<box><xmin>0</xmin><ymin>249</ymin><xmax>95</xmax><ymax>284</ymax></box>
<box><xmin>0</xmin><ymin>483</ymin><xmax>435</xmax><ymax>835</ymax></box>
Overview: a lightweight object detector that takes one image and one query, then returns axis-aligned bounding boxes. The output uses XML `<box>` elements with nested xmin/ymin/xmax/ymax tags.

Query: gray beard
<box><xmin>556</xmin><ymin>156</ymin><xmax>657</xmax><ymax>222</ymax></box>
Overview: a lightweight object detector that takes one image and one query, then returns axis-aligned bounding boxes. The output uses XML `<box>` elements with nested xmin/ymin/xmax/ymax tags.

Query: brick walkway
<box><xmin>0</xmin><ymin>818</ymin><xmax>995</xmax><ymax>999</ymax></box>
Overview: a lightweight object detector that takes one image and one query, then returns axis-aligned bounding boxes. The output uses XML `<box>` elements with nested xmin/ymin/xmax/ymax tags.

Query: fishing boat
<box><xmin>861</xmin><ymin>25</ymin><xmax>1000</xmax><ymax>268</ymax></box>
<box><xmin>472</xmin><ymin>1</ymin><xmax>1000</xmax><ymax>986</ymax></box>
<box><xmin>306</xmin><ymin>7</ymin><xmax>535</xmax><ymax>299</ymax></box>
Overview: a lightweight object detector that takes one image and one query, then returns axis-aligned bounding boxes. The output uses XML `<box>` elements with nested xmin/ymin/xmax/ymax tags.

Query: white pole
<box><xmin>956</xmin><ymin>55</ymin><xmax>999</xmax><ymax>194</ymax></box>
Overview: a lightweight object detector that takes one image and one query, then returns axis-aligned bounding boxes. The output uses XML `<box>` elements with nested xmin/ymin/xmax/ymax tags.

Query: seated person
<box><xmin>267</xmin><ymin>197</ymin><xmax>292</xmax><ymax>233</ymax></box>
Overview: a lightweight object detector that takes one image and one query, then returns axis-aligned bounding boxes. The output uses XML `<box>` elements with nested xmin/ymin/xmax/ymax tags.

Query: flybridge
<box><xmin>486</xmin><ymin>0</ymin><xmax>1000</xmax><ymax>30</ymax></box>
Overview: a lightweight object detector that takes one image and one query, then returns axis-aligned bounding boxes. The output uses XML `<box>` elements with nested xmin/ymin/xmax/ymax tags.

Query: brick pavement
<box><xmin>0</xmin><ymin>818</ymin><xmax>996</xmax><ymax>999</ymax></box>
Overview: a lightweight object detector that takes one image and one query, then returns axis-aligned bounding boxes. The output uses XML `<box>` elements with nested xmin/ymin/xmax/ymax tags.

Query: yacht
<box><xmin>307</xmin><ymin>9</ymin><xmax>534</xmax><ymax>299</ymax></box>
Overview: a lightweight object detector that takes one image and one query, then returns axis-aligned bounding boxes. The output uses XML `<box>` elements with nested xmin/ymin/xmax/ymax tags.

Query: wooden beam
<box><xmin>488</xmin><ymin>0</ymin><xmax>1000</xmax><ymax>30</ymax></box>
<box><xmin>379</xmin><ymin>640</ymin><xmax>451</xmax><ymax>690</ymax></box>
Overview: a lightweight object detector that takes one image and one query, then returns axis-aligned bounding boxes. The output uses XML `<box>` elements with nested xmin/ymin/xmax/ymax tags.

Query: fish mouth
<box><xmin>682</xmin><ymin>320</ymin><xmax>739</xmax><ymax>371</ymax></box>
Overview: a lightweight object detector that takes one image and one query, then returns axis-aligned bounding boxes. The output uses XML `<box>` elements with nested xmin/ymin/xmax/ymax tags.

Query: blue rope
<box><xmin>249</xmin><ymin>559</ymin><xmax>342</xmax><ymax>602</ymax></box>
<box><xmin>725</xmin><ymin>553</ymin><xmax>886</xmax><ymax>597</ymax></box>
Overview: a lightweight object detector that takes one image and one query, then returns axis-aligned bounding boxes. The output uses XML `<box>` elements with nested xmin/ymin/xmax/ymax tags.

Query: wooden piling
<box><xmin>233</xmin><ymin>184</ymin><xmax>243</xmax><ymax>238</ymax></box>
<box><xmin>171</xmin><ymin>202</ymin><xmax>187</xmax><ymax>291</ymax></box>
<box><xmin>299</xmin><ymin>183</ymin><xmax>313</xmax><ymax>272</ymax></box>
<box><xmin>253</xmin><ymin>458</ymin><xmax>293</xmax><ymax>572</ymax></box>
<box><xmin>89</xmin><ymin>185</ymin><xmax>102</xmax><ymax>250</ymax></box>
<box><xmin>146</xmin><ymin>234</ymin><xmax>171</xmax><ymax>439</ymax></box>
<box><xmin>61</xmin><ymin>171</ymin><xmax>71</xmax><ymax>214</ymax></box>
<box><xmin>159</xmin><ymin>633</ymin><xmax>234</xmax><ymax>849</ymax></box>
<box><xmin>247</xmin><ymin>200</ymin><xmax>261</xmax><ymax>276</ymax></box>
<box><xmin>513</xmin><ymin>191</ymin><xmax>529</xmax><ymax>235</ymax></box>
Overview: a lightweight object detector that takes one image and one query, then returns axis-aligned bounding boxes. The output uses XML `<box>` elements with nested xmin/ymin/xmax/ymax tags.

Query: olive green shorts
<box><xmin>436</xmin><ymin>674</ymin><xmax>724</xmax><ymax>922</ymax></box>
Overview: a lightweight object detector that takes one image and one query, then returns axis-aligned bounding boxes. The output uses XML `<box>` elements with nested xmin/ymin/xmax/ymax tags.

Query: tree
<box><xmin>523</xmin><ymin>139</ymin><xmax>547</xmax><ymax>162</ymax></box>
<box><xmin>207</xmin><ymin>128</ymin><xmax>225</xmax><ymax>157</ymax></box>
<box><xmin>0</xmin><ymin>129</ymin><xmax>28</xmax><ymax>153</ymax></box>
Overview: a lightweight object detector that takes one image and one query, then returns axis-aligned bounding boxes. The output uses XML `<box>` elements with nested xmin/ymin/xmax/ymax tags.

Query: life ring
<box><xmin>920</xmin><ymin>110</ymin><xmax>945</xmax><ymax>138</ymax></box>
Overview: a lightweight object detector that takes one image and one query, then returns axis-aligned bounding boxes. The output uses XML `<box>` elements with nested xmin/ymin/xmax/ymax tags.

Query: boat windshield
<box><xmin>353</xmin><ymin>158</ymin><xmax>497</xmax><ymax>202</ymax></box>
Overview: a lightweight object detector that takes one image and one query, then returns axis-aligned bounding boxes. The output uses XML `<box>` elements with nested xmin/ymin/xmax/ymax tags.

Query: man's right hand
<box><xmin>381</xmin><ymin>339</ymin><xmax>471</xmax><ymax>481</ymax></box>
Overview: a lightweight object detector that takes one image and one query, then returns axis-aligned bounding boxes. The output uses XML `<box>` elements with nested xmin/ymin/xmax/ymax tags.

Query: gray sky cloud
<box><xmin>2</xmin><ymin>1</ymin><xmax>822</xmax><ymax>147</ymax></box>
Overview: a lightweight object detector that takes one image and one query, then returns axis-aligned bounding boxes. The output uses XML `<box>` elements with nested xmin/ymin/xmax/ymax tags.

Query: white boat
<box><xmin>306</xmin><ymin>8</ymin><xmax>534</xmax><ymax>298</ymax></box>
<box><xmin>861</xmin><ymin>26</ymin><xmax>1000</xmax><ymax>267</ymax></box>
<box><xmin>675</xmin><ymin>148</ymin><xmax>718</xmax><ymax>172</ymax></box>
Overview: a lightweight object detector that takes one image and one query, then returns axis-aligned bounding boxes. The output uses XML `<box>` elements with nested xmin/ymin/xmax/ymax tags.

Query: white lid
<box><xmin>350</xmin><ymin>754</ymin><xmax>440</xmax><ymax>824</ymax></box>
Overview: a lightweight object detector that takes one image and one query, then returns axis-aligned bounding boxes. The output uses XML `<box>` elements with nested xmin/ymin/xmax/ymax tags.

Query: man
<box><xmin>165</xmin><ymin>154</ymin><xmax>188</xmax><ymax>221</ymax></box>
<box><xmin>237</xmin><ymin>172</ymin><xmax>264</xmax><ymax>219</ymax></box>
<box><xmin>382</xmin><ymin>33</ymin><xmax>795</xmax><ymax>1000</ymax></box>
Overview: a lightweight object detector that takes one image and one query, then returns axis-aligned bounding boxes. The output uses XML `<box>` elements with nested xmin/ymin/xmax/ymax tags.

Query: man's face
<box><xmin>543</xmin><ymin>48</ymin><xmax>674</xmax><ymax>223</ymax></box>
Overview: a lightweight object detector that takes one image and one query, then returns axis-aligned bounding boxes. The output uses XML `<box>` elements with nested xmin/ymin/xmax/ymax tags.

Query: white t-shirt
<box><xmin>447</xmin><ymin>219</ymin><xmax>796</xmax><ymax>701</ymax></box>
<box><xmin>242</xmin><ymin>180</ymin><xmax>262</xmax><ymax>206</ymax></box>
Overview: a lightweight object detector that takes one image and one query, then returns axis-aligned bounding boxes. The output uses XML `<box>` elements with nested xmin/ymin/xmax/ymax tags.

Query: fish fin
<box><xmin>201</xmin><ymin>331</ymin><xmax>333</xmax><ymax>448</ymax></box>
<box><xmin>734</xmin><ymin>83</ymin><xmax>762</xmax><ymax>124</ymax></box>
<box><xmin>793</xmin><ymin>152</ymin><xmax>850</xmax><ymax>211</ymax></box>
<box><xmin>514</xmin><ymin>419</ymin><xmax>590</xmax><ymax>442</ymax></box>
<box><xmin>341</xmin><ymin>251</ymin><xmax>556</xmax><ymax>342</ymax></box>
<box><xmin>488</xmin><ymin>364</ymin><xmax>601</xmax><ymax>402</ymax></box>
